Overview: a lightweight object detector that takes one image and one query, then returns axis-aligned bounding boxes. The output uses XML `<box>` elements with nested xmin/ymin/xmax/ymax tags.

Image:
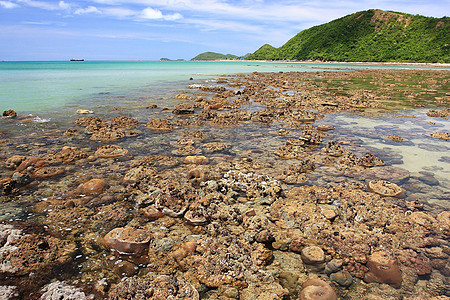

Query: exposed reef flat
<box><xmin>0</xmin><ymin>68</ymin><xmax>449</xmax><ymax>299</ymax></box>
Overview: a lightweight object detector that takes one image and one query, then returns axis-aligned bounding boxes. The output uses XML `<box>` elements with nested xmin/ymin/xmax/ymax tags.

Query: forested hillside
<box><xmin>247</xmin><ymin>10</ymin><xmax>449</xmax><ymax>63</ymax></box>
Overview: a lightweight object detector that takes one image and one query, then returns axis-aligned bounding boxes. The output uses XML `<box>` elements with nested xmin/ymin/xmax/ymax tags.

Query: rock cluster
<box><xmin>0</xmin><ymin>68</ymin><xmax>449</xmax><ymax>299</ymax></box>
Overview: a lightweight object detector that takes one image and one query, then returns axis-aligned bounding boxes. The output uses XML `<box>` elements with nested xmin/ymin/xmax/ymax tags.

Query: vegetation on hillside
<box><xmin>247</xmin><ymin>10</ymin><xmax>449</xmax><ymax>63</ymax></box>
<box><xmin>248</xmin><ymin>44</ymin><xmax>278</xmax><ymax>60</ymax></box>
<box><xmin>191</xmin><ymin>52</ymin><xmax>238</xmax><ymax>61</ymax></box>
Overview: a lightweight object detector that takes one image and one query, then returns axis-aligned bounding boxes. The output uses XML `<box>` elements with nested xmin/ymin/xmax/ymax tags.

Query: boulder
<box><xmin>364</xmin><ymin>251</ymin><xmax>402</xmax><ymax>288</ymax></box>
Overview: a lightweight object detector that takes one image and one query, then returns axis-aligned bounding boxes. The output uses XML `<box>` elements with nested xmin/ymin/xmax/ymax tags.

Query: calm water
<box><xmin>1</xmin><ymin>60</ymin><xmax>449</xmax><ymax>208</ymax></box>
<box><xmin>1</xmin><ymin>60</ymin><xmax>446</xmax><ymax>112</ymax></box>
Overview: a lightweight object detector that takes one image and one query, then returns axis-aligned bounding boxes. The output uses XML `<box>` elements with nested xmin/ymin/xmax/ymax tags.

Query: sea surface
<box><xmin>0</xmin><ymin>61</ymin><xmax>450</xmax><ymax>298</ymax></box>
<box><xmin>1</xmin><ymin>60</ymin><xmax>449</xmax><ymax>209</ymax></box>
<box><xmin>1</xmin><ymin>60</ymin><xmax>446</xmax><ymax>113</ymax></box>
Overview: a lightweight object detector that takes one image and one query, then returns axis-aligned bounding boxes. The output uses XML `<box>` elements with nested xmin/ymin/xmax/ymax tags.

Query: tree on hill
<box><xmin>247</xmin><ymin>44</ymin><xmax>278</xmax><ymax>60</ymax></box>
<box><xmin>191</xmin><ymin>52</ymin><xmax>238</xmax><ymax>61</ymax></box>
<box><xmin>250</xmin><ymin>10</ymin><xmax>449</xmax><ymax>63</ymax></box>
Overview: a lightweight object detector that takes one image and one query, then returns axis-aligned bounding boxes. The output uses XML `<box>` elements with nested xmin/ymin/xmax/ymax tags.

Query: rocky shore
<box><xmin>0</xmin><ymin>69</ymin><xmax>449</xmax><ymax>299</ymax></box>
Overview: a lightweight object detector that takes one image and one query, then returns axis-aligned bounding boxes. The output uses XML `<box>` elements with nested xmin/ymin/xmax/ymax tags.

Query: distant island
<box><xmin>191</xmin><ymin>52</ymin><xmax>239</xmax><ymax>61</ymax></box>
<box><xmin>247</xmin><ymin>9</ymin><xmax>449</xmax><ymax>63</ymax></box>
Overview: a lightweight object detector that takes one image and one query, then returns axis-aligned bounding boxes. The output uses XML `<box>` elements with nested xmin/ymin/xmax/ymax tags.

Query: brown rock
<box><xmin>103</xmin><ymin>227</ymin><xmax>151</xmax><ymax>255</ymax></box>
<box><xmin>173</xmin><ymin>103</ymin><xmax>195</xmax><ymax>114</ymax></box>
<box><xmin>387</xmin><ymin>135</ymin><xmax>404</xmax><ymax>142</ymax></box>
<box><xmin>364</xmin><ymin>251</ymin><xmax>402</xmax><ymax>288</ymax></box>
<box><xmin>16</xmin><ymin>157</ymin><xmax>46</xmax><ymax>172</ymax></box>
<box><xmin>317</xmin><ymin>125</ymin><xmax>335</xmax><ymax>132</ymax></box>
<box><xmin>300</xmin><ymin>279</ymin><xmax>337</xmax><ymax>300</ymax></box>
<box><xmin>437</xmin><ymin>211</ymin><xmax>450</xmax><ymax>231</ymax></box>
<box><xmin>76</xmin><ymin>178</ymin><xmax>107</xmax><ymax>196</ymax></box>
<box><xmin>430</xmin><ymin>132</ymin><xmax>450</xmax><ymax>140</ymax></box>
<box><xmin>184</xmin><ymin>155</ymin><xmax>209</xmax><ymax>165</ymax></box>
<box><xmin>330</xmin><ymin>270</ymin><xmax>353</xmax><ymax>287</ymax></box>
<box><xmin>145</xmin><ymin>118</ymin><xmax>175</xmax><ymax>131</ymax></box>
<box><xmin>108</xmin><ymin>275</ymin><xmax>199</xmax><ymax>300</ymax></box>
<box><xmin>368</xmin><ymin>180</ymin><xmax>402</xmax><ymax>197</ymax></box>
<box><xmin>301</xmin><ymin>246</ymin><xmax>325</xmax><ymax>265</ymax></box>
<box><xmin>142</xmin><ymin>206</ymin><xmax>163</xmax><ymax>220</ymax></box>
<box><xmin>3</xmin><ymin>109</ymin><xmax>17</xmax><ymax>118</ymax></box>
<box><xmin>31</xmin><ymin>166</ymin><xmax>64</xmax><ymax>179</ymax></box>
<box><xmin>110</xmin><ymin>116</ymin><xmax>139</xmax><ymax>129</ymax></box>
<box><xmin>172</xmin><ymin>241</ymin><xmax>197</xmax><ymax>262</ymax></box>
<box><xmin>95</xmin><ymin>145</ymin><xmax>129</xmax><ymax>158</ymax></box>
<box><xmin>113</xmin><ymin>260</ymin><xmax>138</xmax><ymax>277</ymax></box>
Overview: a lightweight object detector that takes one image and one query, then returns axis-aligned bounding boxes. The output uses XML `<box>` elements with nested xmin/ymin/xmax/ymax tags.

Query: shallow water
<box><xmin>1</xmin><ymin>60</ymin><xmax>446</xmax><ymax>112</ymax></box>
<box><xmin>0</xmin><ymin>63</ymin><xmax>449</xmax><ymax>299</ymax></box>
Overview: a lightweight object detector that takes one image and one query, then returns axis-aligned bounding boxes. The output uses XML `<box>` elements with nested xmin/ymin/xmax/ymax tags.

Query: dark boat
<box><xmin>70</xmin><ymin>59</ymin><xmax>84</xmax><ymax>61</ymax></box>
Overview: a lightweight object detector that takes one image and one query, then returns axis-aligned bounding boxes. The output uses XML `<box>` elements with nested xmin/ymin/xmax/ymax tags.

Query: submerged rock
<box><xmin>108</xmin><ymin>275</ymin><xmax>199</xmax><ymax>300</ymax></box>
<box><xmin>368</xmin><ymin>180</ymin><xmax>403</xmax><ymax>197</ymax></box>
<box><xmin>145</xmin><ymin>118</ymin><xmax>175</xmax><ymax>131</ymax></box>
<box><xmin>103</xmin><ymin>227</ymin><xmax>151</xmax><ymax>255</ymax></box>
<box><xmin>300</xmin><ymin>278</ymin><xmax>337</xmax><ymax>300</ymax></box>
<box><xmin>364</xmin><ymin>251</ymin><xmax>403</xmax><ymax>289</ymax></box>
<box><xmin>94</xmin><ymin>144</ymin><xmax>129</xmax><ymax>158</ymax></box>
<box><xmin>40</xmin><ymin>281</ymin><xmax>90</xmax><ymax>300</ymax></box>
<box><xmin>75</xmin><ymin>179</ymin><xmax>108</xmax><ymax>196</ymax></box>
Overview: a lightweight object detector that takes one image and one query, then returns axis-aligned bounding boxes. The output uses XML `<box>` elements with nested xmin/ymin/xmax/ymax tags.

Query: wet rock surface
<box><xmin>0</xmin><ymin>69</ymin><xmax>449</xmax><ymax>299</ymax></box>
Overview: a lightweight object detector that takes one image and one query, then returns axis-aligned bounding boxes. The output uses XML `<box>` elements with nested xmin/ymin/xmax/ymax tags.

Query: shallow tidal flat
<box><xmin>0</xmin><ymin>68</ymin><xmax>449</xmax><ymax>299</ymax></box>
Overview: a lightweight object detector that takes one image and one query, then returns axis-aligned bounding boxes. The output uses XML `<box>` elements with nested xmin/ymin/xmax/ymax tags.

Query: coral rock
<box><xmin>76</xmin><ymin>179</ymin><xmax>107</xmax><ymax>196</ymax></box>
<box><xmin>145</xmin><ymin>118</ymin><xmax>175</xmax><ymax>131</ymax></box>
<box><xmin>368</xmin><ymin>180</ymin><xmax>402</xmax><ymax>197</ymax></box>
<box><xmin>40</xmin><ymin>281</ymin><xmax>88</xmax><ymax>300</ymax></box>
<box><xmin>330</xmin><ymin>270</ymin><xmax>353</xmax><ymax>287</ymax></box>
<box><xmin>429</xmin><ymin>132</ymin><xmax>450</xmax><ymax>140</ymax></box>
<box><xmin>301</xmin><ymin>246</ymin><xmax>325</xmax><ymax>265</ymax></box>
<box><xmin>16</xmin><ymin>157</ymin><xmax>46</xmax><ymax>172</ymax></box>
<box><xmin>364</xmin><ymin>251</ymin><xmax>402</xmax><ymax>288</ymax></box>
<box><xmin>95</xmin><ymin>145</ymin><xmax>129</xmax><ymax>158</ymax></box>
<box><xmin>300</xmin><ymin>279</ymin><xmax>337</xmax><ymax>300</ymax></box>
<box><xmin>173</xmin><ymin>103</ymin><xmax>195</xmax><ymax>114</ymax></box>
<box><xmin>103</xmin><ymin>227</ymin><xmax>151</xmax><ymax>255</ymax></box>
<box><xmin>3</xmin><ymin>110</ymin><xmax>17</xmax><ymax>118</ymax></box>
<box><xmin>184</xmin><ymin>156</ymin><xmax>209</xmax><ymax>165</ymax></box>
<box><xmin>108</xmin><ymin>275</ymin><xmax>199</xmax><ymax>300</ymax></box>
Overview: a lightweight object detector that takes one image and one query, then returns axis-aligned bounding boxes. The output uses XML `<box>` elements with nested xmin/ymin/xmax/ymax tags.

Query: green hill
<box><xmin>191</xmin><ymin>52</ymin><xmax>238</xmax><ymax>61</ymax></box>
<box><xmin>247</xmin><ymin>9</ymin><xmax>449</xmax><ymax>63</ymax></box>
<box><xmin>248</xmin><ymin>44</ymin><xmax>278</xmax><ymax>60</ymax></box>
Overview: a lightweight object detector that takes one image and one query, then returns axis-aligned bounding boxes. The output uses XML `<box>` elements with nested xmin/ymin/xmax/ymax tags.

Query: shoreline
<box><xmin>212</xmin><ymin>59</ymin><xmax>450</xmax><ymax>68</ymax></box>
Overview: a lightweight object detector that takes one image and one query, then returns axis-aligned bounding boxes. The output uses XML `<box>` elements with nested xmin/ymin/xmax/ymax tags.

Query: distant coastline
<box><xmin>207</xmin><ymin>59</ymin><xmax>450</xmax><ymax>68</ymax></box>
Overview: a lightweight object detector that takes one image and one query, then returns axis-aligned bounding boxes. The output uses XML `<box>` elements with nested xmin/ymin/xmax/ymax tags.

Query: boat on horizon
<box><xmin>70</xmin><ymin>58</ymin><xmax>84</xmax><ymax>61</ymax></box>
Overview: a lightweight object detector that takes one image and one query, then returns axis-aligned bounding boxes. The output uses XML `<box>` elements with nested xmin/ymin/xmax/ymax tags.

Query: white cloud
<box><xmin>164</xmin><ymin>12</ymin><xmax>182</xmax><ymax>21</ymax></box>
<box><xmin>140</xmin><ymin>7</ymin><xmax>183</xmax><ymax>20</ymax></box>
<box><xmin>74</xmin><ymin>5</ymin><xmax>101</xmax><ymax>15</ymax></box>
<box><xmin>58</xmin><ymin>0</ymin><xmax>73</xmax><ymax>11</ymax></box>
<box><xmin>0</xmin><ymin>1</ymin><xmax>19</xmax><ymax>8</ymax></box>
<box><xmin>141</xmin><ymin>7</ymin><xmax>163</xmax><ymax>19</ymax></box>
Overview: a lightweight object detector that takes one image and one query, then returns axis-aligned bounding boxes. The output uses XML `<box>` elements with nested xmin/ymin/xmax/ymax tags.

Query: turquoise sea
<box><xmin>0</xmin><ymin>60</ymin><xmax>446</xmax><ymax>113</ymax></box>
<box><xmin>0</xmin><ymin>60</ymin><xmax>449</xmax><ymax>208</ymax></box>
<box><xmin>0</xmin><ymin>60</ymin><xmax>450</xmax><ymax>298</ymax></box>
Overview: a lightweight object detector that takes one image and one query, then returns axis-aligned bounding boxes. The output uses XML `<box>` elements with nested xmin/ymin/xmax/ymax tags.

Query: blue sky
<box><xmin>0</xmin><ymin>0</ymin><xmax>448</xmax><ymax>60</ymax></box>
